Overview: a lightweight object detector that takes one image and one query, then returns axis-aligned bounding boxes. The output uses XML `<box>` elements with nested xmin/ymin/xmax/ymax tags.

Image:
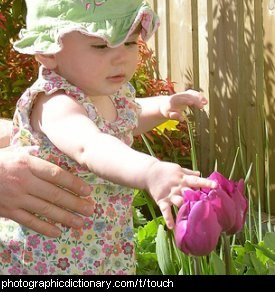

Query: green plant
<box><xmin>134</xmin><ymin>118</ymin><xmax>275</xmax><ymax>275</ymax></box>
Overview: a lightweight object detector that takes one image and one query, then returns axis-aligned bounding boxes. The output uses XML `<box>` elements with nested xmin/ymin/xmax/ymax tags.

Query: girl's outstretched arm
<box><xmin>31</xmin><ymin>92</ymin><xmax>216</xmax><ymax>229</ymax></box>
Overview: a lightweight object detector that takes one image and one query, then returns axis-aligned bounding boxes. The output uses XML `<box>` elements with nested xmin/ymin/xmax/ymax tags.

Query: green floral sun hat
<box><xmin>13</xmin><ymin>0</ymin><xmax>160</xmax><ymax>55</ymax></box>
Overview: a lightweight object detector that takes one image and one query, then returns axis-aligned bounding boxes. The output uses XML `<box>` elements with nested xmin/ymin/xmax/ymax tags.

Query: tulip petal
<box><xmin>175</xmin><ymin>199</ymin><xmax>222</xmax><ymax>256</ymax></box>
<box><xmin>182</xmin><ymin>189</ymin><xmax>201</xmax><ymax>203</ymax></box>
<box><xmin>175</xmin><ymin>201</ymin><xmax>190</xmax><ymax>252</ymax></box>
<box><xmin>227</xmin><ymin>179</ymin><xmax>248</xmax><ymax>235</ymax></box>
<box><xmin>208</xmin><ymin>189</ymin><xmax>236</xmax><ymax>232</ymax></box>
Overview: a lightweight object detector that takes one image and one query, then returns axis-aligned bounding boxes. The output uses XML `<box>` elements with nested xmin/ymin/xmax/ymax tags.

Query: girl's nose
<box><xmin>111</xmin><ymin>44</ymin><xmax>128</xmax><ymax>65</ymax></box>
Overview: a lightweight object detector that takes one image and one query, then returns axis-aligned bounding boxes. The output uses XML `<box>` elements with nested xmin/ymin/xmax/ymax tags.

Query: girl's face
<box><xmin>53</xmin><ymin>31</ymin><xmax>139</xmax><ymax>96</ymax></box>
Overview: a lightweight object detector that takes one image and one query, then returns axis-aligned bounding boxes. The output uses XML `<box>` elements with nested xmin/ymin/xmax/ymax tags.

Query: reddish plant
<box><xmin>131</xmin><ymin>40</ymin><xmax>191</xmax><ymax>166</ymax></box>
<box><xmin>0</xmin><ymin>0</ymin><xmax>38</xmax><ymax>118</ymax></box>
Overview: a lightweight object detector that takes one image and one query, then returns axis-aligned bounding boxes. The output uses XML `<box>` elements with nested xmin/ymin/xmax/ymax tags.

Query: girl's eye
<box><xmin>91</xmin><ymin>45</ymin><xmax>108</xmax><ymax>49</ymax></box>
<box><xmin>91</xmin><ymin>42</ymin><xmax>137</xmax><ymax>50</ymax></box>
<box><xmin>125</xmin><ymin>41</ymin><xmax>138</xmax><ymax>47</ymax></box>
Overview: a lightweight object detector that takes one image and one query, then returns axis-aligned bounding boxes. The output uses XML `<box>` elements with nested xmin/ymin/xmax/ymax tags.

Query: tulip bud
<box><xmin>175</xmin><ymin>190</ymin><xmax>222</xmax><ymax>257</ymax></box>
<box><xmin>175</xmin><ymin>172</ymin><xmax>247</xmax><ymax>256</ymax></box>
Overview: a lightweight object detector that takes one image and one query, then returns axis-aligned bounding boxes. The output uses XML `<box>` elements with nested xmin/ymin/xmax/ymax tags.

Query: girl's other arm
<box><xmin>133</xmin><ymin>90</ymin><xmax>207</xmax><ymax>135</ymax></box>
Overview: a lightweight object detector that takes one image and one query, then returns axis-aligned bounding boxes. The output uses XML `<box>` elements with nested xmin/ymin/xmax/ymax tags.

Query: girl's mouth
<box><xmin>106</xmin><ymin>75</ymin><xmax>126</xmax><ymax>83</ymax></box>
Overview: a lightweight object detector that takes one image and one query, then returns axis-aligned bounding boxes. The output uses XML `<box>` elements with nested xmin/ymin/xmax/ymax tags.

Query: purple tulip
<box><xmin>175</xmin><ymin>189</ymin><xmax>222</xmax><ymax>256</ymax></box>
<box><xmin>206</xmin><ymin>172</ymin><xmax>247</xmax><ymax>235</ymax></box>
<box><xmin>175</xmin><ymin>172</ymin><xmax>247</xmax><ymax>256</ymax></box>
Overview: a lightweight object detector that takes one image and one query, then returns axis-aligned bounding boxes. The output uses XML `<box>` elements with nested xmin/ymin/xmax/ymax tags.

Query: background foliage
<box><xmin>0</xmin><ymin>0</ymin><xmax>37</xmax><ymax>118</ymax></box>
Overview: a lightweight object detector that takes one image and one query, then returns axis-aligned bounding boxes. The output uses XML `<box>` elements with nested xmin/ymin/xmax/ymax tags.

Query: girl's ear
<box><xmin>35</xmin><ymin>54</ymin><xmax>57</xmax><ymax>69</ymax></box>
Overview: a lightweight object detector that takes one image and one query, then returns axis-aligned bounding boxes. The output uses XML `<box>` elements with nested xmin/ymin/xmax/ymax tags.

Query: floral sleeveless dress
<box><xmin>0</xmin><ymin>66</ymin><xmax>141</xmax><ymax>275</ymax></box>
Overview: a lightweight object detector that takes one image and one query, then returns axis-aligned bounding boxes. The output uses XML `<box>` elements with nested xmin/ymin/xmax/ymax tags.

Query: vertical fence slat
<box><xmin>169</xmin><ymin>0</ymin><xmax>193</xmax><ymax>92</ymax></box>
<box><xmin>156</xmin><ymin>0</ymin><xmax>169</xmax><ymax>79</ymax></box>
<box><xmin>194</xmin><ymin>0</ymin><xmax>211</xmax><ymax>174</ymax></box>
<box><xmin>210</xmin><ymin>0</ymin><xmax>240</xmax><ymax>175</ymax></box>
<box><xmin>263</xmin><ymin>0</ymin><xmax>275</xmax><ymax>213</ymax></box>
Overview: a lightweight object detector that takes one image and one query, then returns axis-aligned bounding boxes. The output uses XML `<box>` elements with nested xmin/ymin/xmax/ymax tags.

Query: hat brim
<box><xmin>13</xmin><ymin>5</ymin><xmax>159</xmax><ymax>55</ymax></box>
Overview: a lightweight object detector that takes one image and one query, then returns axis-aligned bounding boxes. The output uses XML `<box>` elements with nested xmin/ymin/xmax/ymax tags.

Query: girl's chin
<box><xmin>85</xmin><ymin>85</ymin><xmax>126</xmax><ymax>96</ymax></box>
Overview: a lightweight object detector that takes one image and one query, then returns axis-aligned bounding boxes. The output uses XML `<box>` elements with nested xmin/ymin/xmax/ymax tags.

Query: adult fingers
<box><xmin>9</xmin><ymin>209</ymin><xmax>62</xmax><ymax>238</ymax></box>
<box><xmin>27</xmin><ymin>176</ymin><xmax>94</xmax><ymax>217</ymax></box>
<box><xmin>20</xmin><ymin>193</ymin><xmax>85</xmax><ymax>231</ymax></box>
<box><xmin>28</xmin><ymin>155</ymin><xmax>92</xmax><ymax>197</ymax></box>
<box><xmin>182</xmin><ymin>175</ymin><xmax>217</xmax><ymax>189</ymax></box>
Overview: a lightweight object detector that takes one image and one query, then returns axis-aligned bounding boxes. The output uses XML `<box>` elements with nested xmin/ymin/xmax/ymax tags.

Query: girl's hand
<box><xmin>159</xmin><ymin>90</ymin><xmax>208</xmax><ymax>122</ymax></box>
<box><xmin>145</xmin><ymin>160</ymin><xmax>217</xmax><ymax>230</ymax></box>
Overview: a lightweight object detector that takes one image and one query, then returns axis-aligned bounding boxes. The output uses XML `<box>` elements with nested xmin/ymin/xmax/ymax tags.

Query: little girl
<box><xmin>0</xmin><ymin>0</ymin><xmax>217</xmax><ymax>275</ymax></box>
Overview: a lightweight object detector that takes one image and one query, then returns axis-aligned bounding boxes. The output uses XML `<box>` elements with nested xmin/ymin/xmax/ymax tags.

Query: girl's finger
<box><xmin>183</xmin><ymin>175</ymin><xmax>217</xmax><ymax>189</ymax></box>
<box><xmin>158</xmin><ymin>201</ymin><xmax>175</xmax><ymax>230</ymax></box>
<box><xmin>168</xmin><ymin>111</ymin><xmax>185</xmax><ymax>122</ymax></box>
<box><xmin>182</xmin><ymin>168</ymin><xmax>200</xmax><ymax>176</ymax></box>
<box><xmin>170</xmin><ymin>194</ymin><xmax>184</xmax><ymax>208</ymax></box>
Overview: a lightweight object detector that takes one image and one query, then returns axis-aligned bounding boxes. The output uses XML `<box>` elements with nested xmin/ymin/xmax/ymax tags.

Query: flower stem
<box><xmin>222</xmin><ymin>233</ymin><xmax>232</xmax><ymax>275</ymax></box>
<box><xmin>193</xmin><ymin>257</ymin><xmax>201</xmax><ymax>275</ymax></box>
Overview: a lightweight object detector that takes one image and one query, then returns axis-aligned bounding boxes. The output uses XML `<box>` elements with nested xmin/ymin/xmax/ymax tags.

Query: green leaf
<box><xmin>133</xmin><ymin>190</ymin><xmax>147</xmax><ymax>207</ymax></box>
<box><xmin>12</xmin><ymin>79</ymin><xmax>27</xmax><ymax>87</ymax></box>
<box><xmin>249</xmin><ymin>253</ymin><xmax>268</xmax><ymax>275</ymax></box>
<box><xmin>136</xmin><ymin>252</ymin><xmax>161</xmax><ymax>275</ymax></box>
<box><xmin>253</xmin><ymin>244</ymin><xmax>275</xmax><ymax>262</ymax></box>
<box><xmin>267</xmin><ymin>266</ymin><xmax>275</xmax><ymax>275</ymax></box>
<box><xmin>246</xmin><ymin>268</ymin><xmax>257</xmax><ymax>275</ymax></box>
<box><xmin>132</xmin><ymin>207</ymin><xmax>147</xmax><ymax>226</ymax></box>
<box><xmin>136</xmin><ymin>218</ymin><xmax>160</xmax><ymax>243</ymax></box>
<box><xmin>210</xmin><ymin>252</ymin><xmax>226</xmax><ymax>275</ymax></box>
<box><xmin>12</xmin><ymin>0</ymin><xmax>24</xmax><ymax>20</ymax></box>
<box><xmin>263</xmin><ymin>233</ymin><xmax>275</xmax><ymax>253</ymax></box>
<box><xmin>255</xmin><ymin>243</ymin><xmax>270</xmax><ymax>265</ymax></box>
<box><xmin>156</xmin><ymin>225</ymin><xmax>176</xmax><ymax>275</ymax></box>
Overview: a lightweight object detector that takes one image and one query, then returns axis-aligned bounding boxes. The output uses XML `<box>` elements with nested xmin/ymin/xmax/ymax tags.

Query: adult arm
<box><xmin>0</xmin><ymin>118</ymin><xmax>93</xmax><ymax>237</ymax></box>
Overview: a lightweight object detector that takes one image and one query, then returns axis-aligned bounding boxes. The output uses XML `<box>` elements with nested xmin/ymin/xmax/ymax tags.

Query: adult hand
<box><xmin>0</xmin><ymin>147</ymin><xmax>93</xmax><ymax>237</ymax></box>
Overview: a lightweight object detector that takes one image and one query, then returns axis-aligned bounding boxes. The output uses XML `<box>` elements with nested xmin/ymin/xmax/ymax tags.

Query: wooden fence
<box><xmin>147</xmin><ymin>0</ymin><xmax>275</xmax><ymax>213</ymax></box>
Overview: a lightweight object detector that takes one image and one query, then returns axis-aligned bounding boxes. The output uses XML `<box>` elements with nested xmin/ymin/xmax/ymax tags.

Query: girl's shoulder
<box><xmin>26</xmin><ymin>66</ymin><xmax>85</xmax><ymax>104</ymax></box>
